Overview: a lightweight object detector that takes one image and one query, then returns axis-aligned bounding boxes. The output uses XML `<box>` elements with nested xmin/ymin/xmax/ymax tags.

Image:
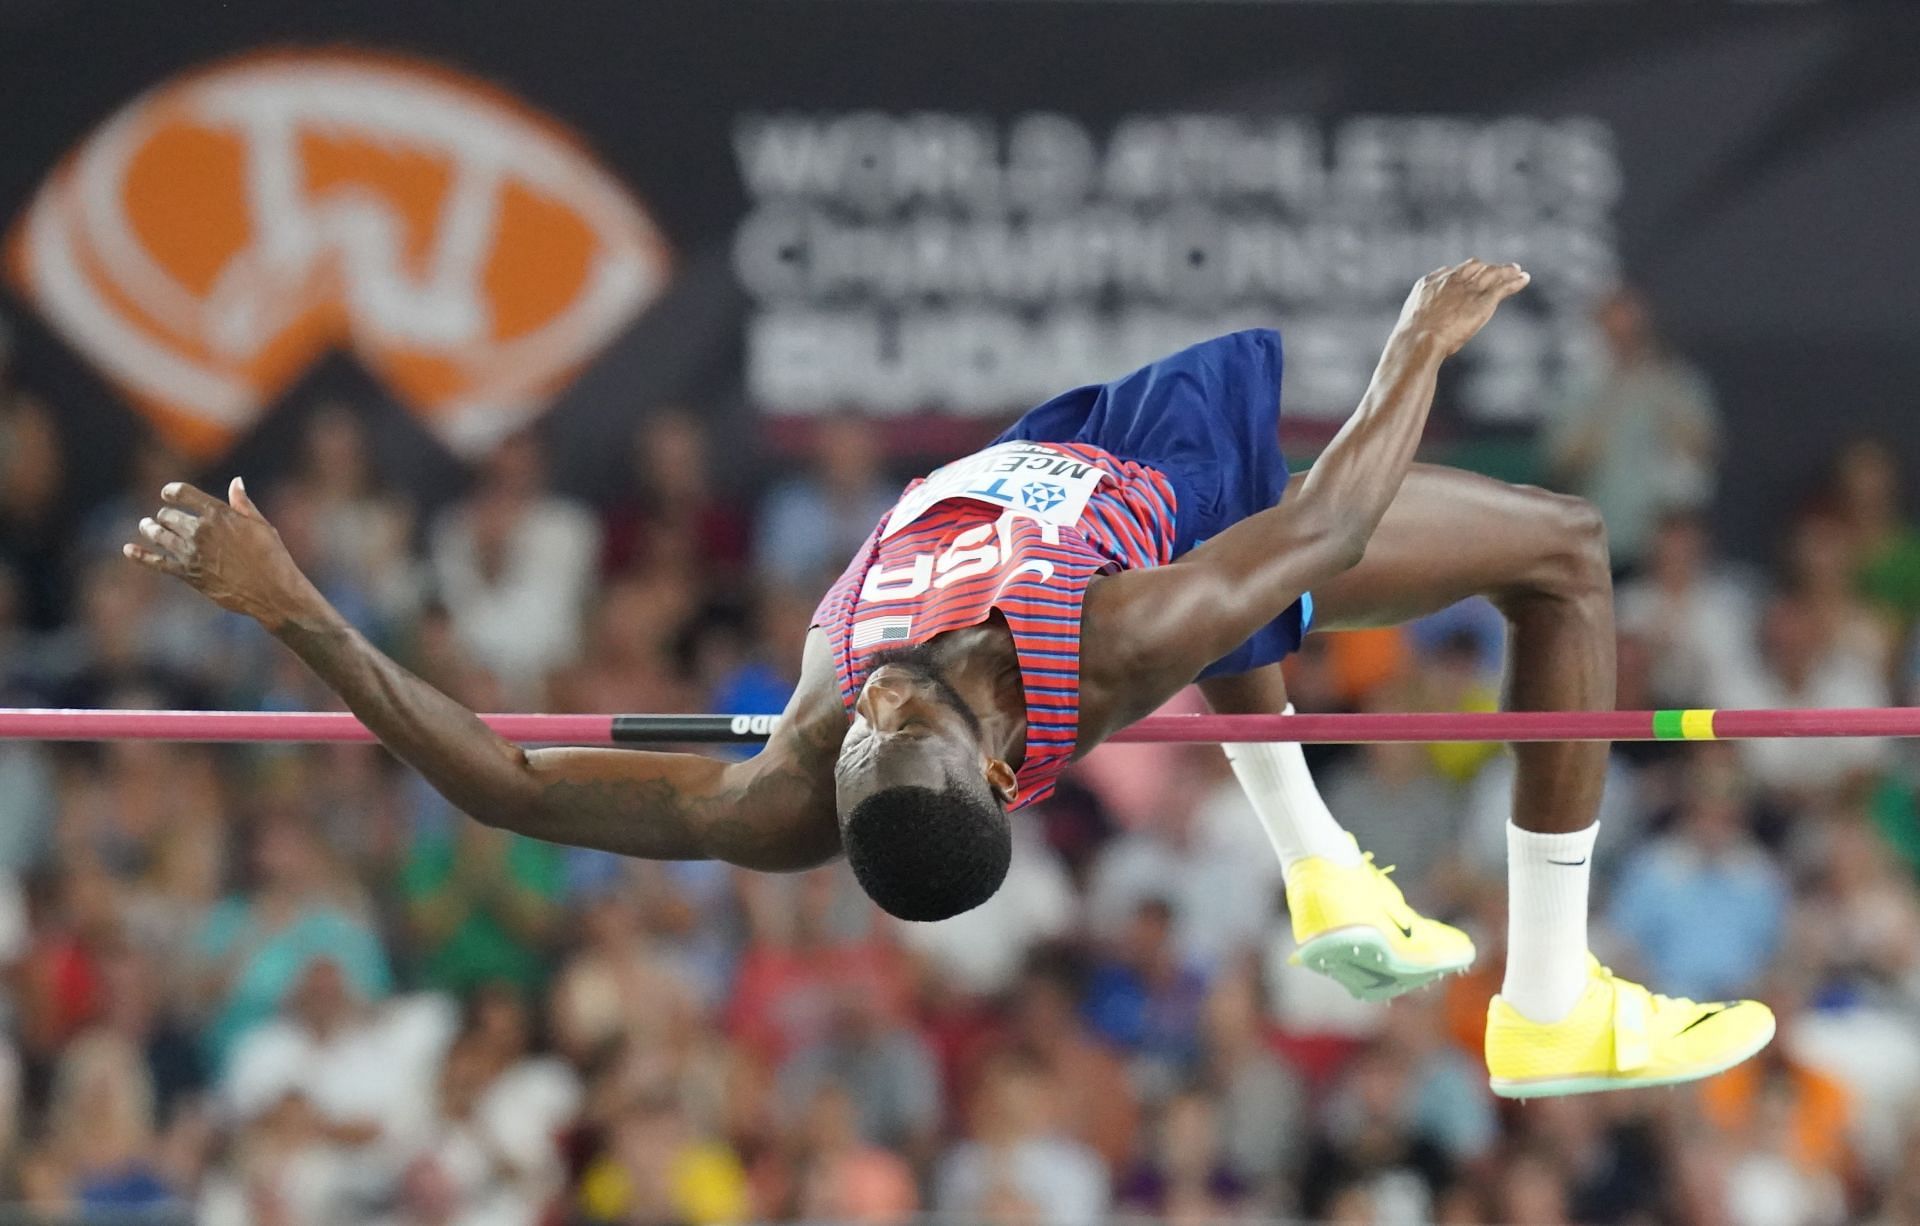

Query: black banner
<box><xmin>2</xmin><ymin>1</ymin><xmax>1917</xmax><ymax>559</ymax></box>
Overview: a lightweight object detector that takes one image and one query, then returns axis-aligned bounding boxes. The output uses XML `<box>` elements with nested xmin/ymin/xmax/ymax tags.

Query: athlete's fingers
<box><xmin>123</xmin><ymin>542</ymin><xmax>185</xmax><ymax>577</ymax></box>
<box><xmin>155</xmin><ymin>506</ymin><xmax>198</xmax><ymax>537</ymax></box>
<box><xmin>140</xmin><ymin>516</ymin><xmax>187</xmax><ymax>554</ymax></box>
<box><xmin>229</xmin><ymin>476</ymin><xmax>265</xmax><ymax>521</ymax></box>
<box><xmin>160</xmin><ymin>482</ymin><xmax>224</xmax><ymax>516</ymax></box>
<box><xmin>1489</xmin><ymin>264</ymin><xmax>1532</xmax><ymax>296</ymax></box>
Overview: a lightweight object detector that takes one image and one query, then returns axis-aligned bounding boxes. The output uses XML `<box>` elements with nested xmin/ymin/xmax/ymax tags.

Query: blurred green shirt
<box><xmin>1858</xmin><ymin>529</ymin><xmax>1920</xmax><ymax>626</ymax></box>
<box><xmin>400</xmin><ymin>832</ymin><xmax>563</xmax><ymax>994</ymax></box>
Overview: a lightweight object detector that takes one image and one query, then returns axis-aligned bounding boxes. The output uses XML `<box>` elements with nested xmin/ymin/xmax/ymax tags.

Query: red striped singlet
<box><xmin>814</xmin><ymin>441</ymin><xmax>1180</xmax><ymax>808</ymax></box>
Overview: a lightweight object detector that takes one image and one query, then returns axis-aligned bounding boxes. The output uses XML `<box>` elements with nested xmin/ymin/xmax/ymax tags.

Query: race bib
<box><xmin>881</xmin><ymin>442</ymin><xmax>1107</xmax><ymax>540</ymax></box>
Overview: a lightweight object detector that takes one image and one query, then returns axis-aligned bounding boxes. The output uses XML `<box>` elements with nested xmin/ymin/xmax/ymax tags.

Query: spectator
<box><xmin>1300</xmin><ymin>1045</ymin><xmax>1457</xmax><ymax>1223</ymax></box>
<box><xmin>1700</xmin><ymin>1041</ymin><xmax>1856</xmax><ymax>1198</ymax></box>
<box><xmin>198</xmin><ymin>1086</ymin><xmax>356</xmax><ymax>1226</ymax></box>
<box><xmin>1197</xmin><ymin>962</ymin><xmax>1310</xmax><ymax>1193</ymax></box>
<box><xmin>1546</xmin><ymin>285</ymin><xmax>1722</xmax><ymax>570</ymax></box>
<box><xmin>429</xmin><ymin>429</ymin><xmax>601</xmax><ymax>703</ymax></box>
<box><xmin>1869</xmin><ymin>1124</ymin><xmax>1920</xmax><ymax>1225</ymax></box>
<box><xmin>1780</xmin><ymin>823</ymin><xmax>1920</xmax><ymax>1171</ymax></box>
<box><xmin>725</xmin><ymin>868</ymin><xmax>909</xmax><ymax>1066</ymax></box>
<box><xmin>17</xmin><ymin>859</ymin><xmax>122</xmax><ymax>1058</ymax></box>
<box><xmin>29</xmin><ymin>1029</ymin><xmax>180</xmax><ymax>1213</ymax></box>
<box><xmin>784</xmin><ymin>1083</ymin><xmax>919</xmax><ymax>1226</ymax></box>
<box><xmin>1615</xmin><ymin>508</ymin><xmax>1764</xmax><ymax>706</ymax></box>
<box><xmin>548</xmin><ymin>891</ymin><xmax>702</xmax><ymax>1065</ymax></box>
<box><xmin>1784</xmin><ymin>509</ymin><xmax>1898</xmax><ymax>682</ymax></box>
<box><xmin>0</xmin><ymin>390</ymin><xmax>71</xmax><ymax>630</ymax></box>
<box><xmin>1606</xmin><ymin>744</ymin><xmax>1787</xmax><ymax>1000</ymax></box>
<box><xmin>37</xmin><ymin>562</ymin><xmax>216</xmax><ymax>709</ymax></box>
<box><xmin>1373</xmin><ymin>991</ymin><xmax>1497</xmax><ymax>1165</ymax></box>
<box><xmin>602</xmin><ymin>409</ymin><xmax>752</xmax><ymax>581</ymax></box>
<box><xmin>1490</xmin><ymin>1150</ymin><xmax>1576</xmax><ymax>1226</ymax></box>
<box><xmin>220</xmin><ymin>958</ymin><xmax>456</xmax><ymax>1160</ymax></box>
<box><xmin>77</xmin><ymin>431</ymin><xmax>189</xmax><ymax>560</ymax></box>
<box><xmin>93</xmin><ymin>937</ymin><xmax>208</xmax><ymax>1128</ymax></box>
<box><xmin>1720</xmin><ymin>1087</ymin><xmax>1849</xmax><ymax>1226</ymax></box>
<box><xmin>935</xmin><ymin>1054</ymin><xmax>1110</xmax><ymax>1226</ymax></box>
<box><xmin>548</xmin><ymin>569</ymin><xmax>700</xmax><ymax>717</ymax></box>
<box><xmin>754</xmin><ymin>413</ymin><xmax>896</xmax><ymax>590</ymax></box>
<box><xmin>1521</xmin><ymin>1095</ymin><xmax>1673</xmax><ymax>1223</ymax></box>
<box><xmin>575</xmin><ymin>1095</ymin><xmax>751</xmax><ymax>1226</ymax></box>
<box><xmin>0</xmin><ymin>574</ymin><xmax>57</xmax><ymax>870</ymax></box>
<box><xmin>1724</xmin><ymin>595</ymin><xmax>1892</xmax><ymax>798</ymax></box>
<box><xmin>775</xmin><ymin>985</ymin><xmax>942</xmax><ymax>1161</ymax></box>
<box><xmin>269</xmin><ymin>404</ymin><xmax>421</xmax><ymax>646</ymax></box>
<box><xmin>192</xmin><ymin>814</ymin><xmax>392</xmax><ymax>1065</ymax></box>
<box><xmin>694</xmin><ymin>585</ymin><xmax>814</xmax><ymax>725</ymax></box>
<box><xmin>1828</xmin><ymin>439</ymin><xmax>1920</xmax><ymax>636</ymax></box>
<box><xmin>1081</xmin><ymin>897</ymin><xmax>1210</xmax><ymax>1099</ymax></box>
<box><xmin>55</xmin><ymin>737</ymin><xmax>225</xmax><ymax>879</ymax></box>
<box><xmin>1115</xmin><ymin>1090</ymin><xmax>1254</xmax><ymax>1219</ymax></box>
<box><xmin>395</xmin><ymin>1016</ymin><xmax>582</xmax><ymax>1226</ymax></box>
<box><xmin>401</xmin><ymin>817</ymin><xmax>563</xmax><ymax>997</ymax></box>
<box><xmin>974</xmin><ymin>958</ymin><xmax>1140</xmax><ymax>1170</ymax></box>
<box><xmin>1086</xmin><ymin>749</ymin><xmax>1282</xmax><ymax>973</ymax></box>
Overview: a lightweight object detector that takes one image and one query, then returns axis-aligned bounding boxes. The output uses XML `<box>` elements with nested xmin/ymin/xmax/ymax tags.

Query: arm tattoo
<box><xmin>275</xmin><ymin>608</ymin><xmax>848</xmax><ymax>871</ymax></box>
<box><xmin>534</xmin><ymin>713</ymin><xmax>845</xmax><ymax>869</ymax></box>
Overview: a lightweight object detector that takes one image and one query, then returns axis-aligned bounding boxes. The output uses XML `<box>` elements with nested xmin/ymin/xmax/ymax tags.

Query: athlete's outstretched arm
<box><xmin>125</xmin><ymin>480</ymin><xmax>844</xmax><ymax>871</ymax></box>
<box><xmin>1088</xmin><ymin>260</ymin><xmax>1528</xmax><ymax>694</ymax></box>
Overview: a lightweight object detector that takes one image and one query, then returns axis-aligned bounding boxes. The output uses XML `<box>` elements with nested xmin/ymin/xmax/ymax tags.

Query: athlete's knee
<box><xmin>1532</xmin><ymin>491</ymin><xmax>1611</xmax><ymax>600</ymax></box>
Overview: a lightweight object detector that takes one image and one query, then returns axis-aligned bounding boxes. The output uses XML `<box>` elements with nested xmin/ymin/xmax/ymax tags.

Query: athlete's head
<box><xmin>834</xmin><ymin>646</ymin><xmax>1017</xmax><ymax>922</ymax></box>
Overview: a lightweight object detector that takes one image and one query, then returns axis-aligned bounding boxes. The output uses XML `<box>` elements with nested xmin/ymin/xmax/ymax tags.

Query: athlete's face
<box><xmin>835</xmin><ymin>657</ymin><xmax>1015</xmax><ymax>816</ymax></box>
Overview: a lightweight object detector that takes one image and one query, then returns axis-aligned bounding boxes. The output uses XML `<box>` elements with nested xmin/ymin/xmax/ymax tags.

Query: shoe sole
<box><xmin>1488</xmin><ymin>1013</ymin><xmax>1778</xmax><ymax>1100</ymax></box>
<box><xmin>1292</xmin><ymin>926</ymin><xmax>1476</xmax><ymax>1003</ymax></box>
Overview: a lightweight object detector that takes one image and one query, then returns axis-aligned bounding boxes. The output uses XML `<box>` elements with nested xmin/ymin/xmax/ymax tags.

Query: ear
<box><xmin>984</xmin><ymin>757</ymin><xmax>1017</xmax><ymax>807</ymax></box>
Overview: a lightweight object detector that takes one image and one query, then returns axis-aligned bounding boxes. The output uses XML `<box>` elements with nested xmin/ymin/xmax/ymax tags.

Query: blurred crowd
<box><xmin>2</xmin><ymin>295</ymin><xmax>1920</xmax><ymax>1226</ymax></box>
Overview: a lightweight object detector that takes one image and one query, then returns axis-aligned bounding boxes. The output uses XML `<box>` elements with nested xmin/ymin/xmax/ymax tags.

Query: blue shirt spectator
<box><xmin>1606</xmin><ymin>753</ymin><xmax>1787</xmax><ymax>1000</ymax></box>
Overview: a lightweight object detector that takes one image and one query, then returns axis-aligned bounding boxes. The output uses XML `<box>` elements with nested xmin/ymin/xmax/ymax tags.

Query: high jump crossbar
<box><xmin>0</xmin><ymin>707</ymin><xmax>1916</xmax><ymax>746</ymax></box>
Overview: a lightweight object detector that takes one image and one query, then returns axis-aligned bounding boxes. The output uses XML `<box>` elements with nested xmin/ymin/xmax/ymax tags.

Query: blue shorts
<box><xmin>992</xmin><ymin>328</ymin><xmax>1312</xmax><ymax>679</ymax></box>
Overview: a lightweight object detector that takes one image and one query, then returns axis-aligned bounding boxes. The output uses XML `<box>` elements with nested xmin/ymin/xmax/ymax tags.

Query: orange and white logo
<box><xmin>6</xmin><ymin>52</ymin><xmax>670</xmax><ymax>458</ymax></box>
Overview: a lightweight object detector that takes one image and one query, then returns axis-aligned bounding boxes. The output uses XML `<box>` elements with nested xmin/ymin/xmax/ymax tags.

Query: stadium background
<box><xmin>1</xmin><ymin>1</ymin><xmax>1919</xmax><ymax>1222</ymax></box>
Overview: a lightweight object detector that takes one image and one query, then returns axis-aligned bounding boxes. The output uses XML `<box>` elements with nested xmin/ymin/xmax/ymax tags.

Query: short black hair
<box><xmin>842</xmin><ymin>776</ymin><xmax>1011</xmax><ymax>922</ymax></box>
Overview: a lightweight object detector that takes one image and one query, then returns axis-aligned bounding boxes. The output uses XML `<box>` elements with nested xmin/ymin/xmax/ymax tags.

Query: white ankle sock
<box><xmin>1224</xmin><ymin>708</ymin><xmax>1362</xmax><ymax>871</ymax></box>
<box><xmin>1501</xmin><ymin>821</ymin><xmax>1598</xmax><ymax>1023</ymax></box>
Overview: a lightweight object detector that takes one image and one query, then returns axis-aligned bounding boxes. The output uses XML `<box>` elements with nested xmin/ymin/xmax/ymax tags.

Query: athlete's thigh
<box><xmin>1308</xmin><ymin>464</ymin><xmax>1580</xmax><ymax>630</ymax></box>
<box><xmin>1198</xmin><ymin>663</ymin><xmax>1289</xmax><ymax>714</ymax></box>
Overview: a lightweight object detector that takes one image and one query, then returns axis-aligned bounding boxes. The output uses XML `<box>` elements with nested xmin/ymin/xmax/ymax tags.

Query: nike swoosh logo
<box><xmin>1678</xmin><ymin>1006</ymin><xmax>1730</xmax><ymax>1034</ymax></box>
<box><xmin>1548</xmin><ymin>857</ymin><xmax>1588</xmax><ymax>867</ymax></box>
<box><xmin>1393</xmin><ymin>920</ymin><xmax>1415</xmax><ymax>939</ymax></box>
<box><xmin>1009</xmin><ymin>560</ymin><xmax>1056</xmax><ymax>583</ymax></box>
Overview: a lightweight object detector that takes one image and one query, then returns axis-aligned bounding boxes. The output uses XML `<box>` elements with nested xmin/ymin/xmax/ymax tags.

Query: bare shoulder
<box><xmin>1074</xmin><ymin>570</ymin><xmax>1201</xmax><ymax>747</ymax></box>
<box><xmin>779</xmin><ymin>628</ymin><xmax>855</xmax><ymax>774</ymax></box>
<box><xmin>696</xmin><ymin>629</ymin><xmax>849</xmax><ymax>869</ymax></box>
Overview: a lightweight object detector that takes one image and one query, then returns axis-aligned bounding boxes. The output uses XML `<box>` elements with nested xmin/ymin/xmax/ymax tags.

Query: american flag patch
<box><xmin>850</xmin><ymin>615</ymin><xmax>914</xmax><ymax>650</ymax></box>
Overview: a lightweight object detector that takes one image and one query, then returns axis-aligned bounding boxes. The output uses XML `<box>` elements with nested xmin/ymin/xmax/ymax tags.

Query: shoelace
<box><xmin>1361</xmin><ymin>852</ymin><xmax>1410</xmax><ymax>897</ymax></box>
<box><xmin>1359</xmin><ymin>853</ymin><xmax>1421</xmax><ymax>928</ymax></box>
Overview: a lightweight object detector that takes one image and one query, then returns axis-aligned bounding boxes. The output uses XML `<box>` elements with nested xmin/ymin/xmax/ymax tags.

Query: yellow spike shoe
<box><xmin>1285</xmin><ymin>838</ymin><xmax>1477</xmax><ymax>1002</ymax></box>
<box><xmin>1486</xmin><ymin>959</ymin><xmax>1775</xmax><ymax>1099</ymax></box>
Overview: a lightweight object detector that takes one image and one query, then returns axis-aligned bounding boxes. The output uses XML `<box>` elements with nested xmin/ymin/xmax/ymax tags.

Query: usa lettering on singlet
<box><xmin>815</xmin><ymin>441</ymin><xmax>1181</xmax><ymax>807</ymax></box>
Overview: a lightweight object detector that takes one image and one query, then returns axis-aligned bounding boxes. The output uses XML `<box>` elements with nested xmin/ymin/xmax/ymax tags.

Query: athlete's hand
<box><xmin>124</xmin><ymin>478</ymin><xmax>323</xmax><ymax>630</ymax></box>
<box><xmin>1395</xmin><ymin>259</ymin><xmax>1530</xmax><ymax>357</ymax></box>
